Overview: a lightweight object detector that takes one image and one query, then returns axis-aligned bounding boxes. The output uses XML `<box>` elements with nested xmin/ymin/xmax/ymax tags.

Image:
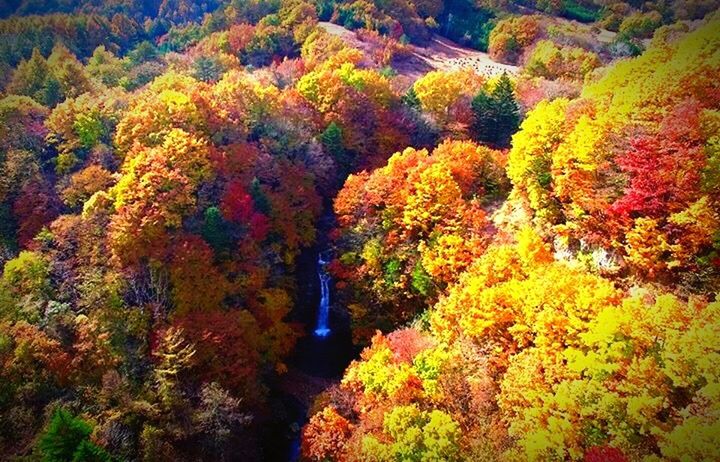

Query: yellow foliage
<box><xmin>507</xmin><ymin>98</ymin><xmax>569</xmax><ymax>224</ymax></box>
<box><xmin>582</xmin><ymin>18</ymin><xmax>720</xmax><ymax>125</ymax></box>
<box><xmin>667</xmin><ymin>196</ymin><xmax>720</xmax><ymax>265</ymax></box>
<box><xmin>413</xmin><ymin>68</ymin><xmax>484</xmax><ymax>123</ymax></box>
<box><xmin>402</xmin><ymin>162</ymin><xmax>463</xmax><ymax>236</ymax></box>
<box><xmin>114</xmin><ymin>72</ymin><xmax>208</xmax><ymax>153</ymax></box>
<box><xmin>624</xmin><ymin>217</ymin><xmax>677</xmax><ymax>276</ymax></box>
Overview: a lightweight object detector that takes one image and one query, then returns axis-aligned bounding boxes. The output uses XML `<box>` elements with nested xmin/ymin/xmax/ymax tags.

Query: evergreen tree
<box><xmin>202</xmin><ymin>206</ymin><xmax>233</xmax><ymax>253</ymax></box>
<box><xmin>193</xmin><ymin>56</ymin><xmax>224</xmax><ymax>83</ymax></box>
<box><xmin>39</xmin><ymin>408</ymin><xmax>111</xmax><ymax>462</ymax></box>
<box><xmin>128</xmin><ymin>41</ymin><xmax>158</xmax><ymax>65</ymax></box>
<box><xmin>70</xmin><ymin>440</ymin><xmax>113</xmax><ymax>462</ymax></box>
<box><xmin>470</xmin><ymin>90</ymin><xmax>495</xmax><ymax>144</ymax></box>
<box><xmin>41</xmin><ymin>77</ymin><xmax>63</xmax><ymax>107</ymax></box>
<box><xmin>7</xmin><ymin>48</ymin><xmax>50</xmax><ymax>103</ymax></box>
<box><xmin>471</xmin><ymin>73</ymin><xmax>520</xmax><ymax>148</ymax></box>
<box><xmin>320</xmin><ymin>122</ymin><xmax>353</xmax><ymax>175</ymax></box>
<box><xmin>401</xmin><ymin>86</ymin><xmax>421</xmax><ymax>110</ymax></box>
<box><xmin>249</xmin><ymin>177</ymin><xmax>271</xmax><ymax>215</ymax></box>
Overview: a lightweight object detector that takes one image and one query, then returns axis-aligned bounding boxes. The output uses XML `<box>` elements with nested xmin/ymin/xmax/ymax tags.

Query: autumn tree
<box><xmin>6</xmin><ymin>48</ymin><xmax>62</xmax><ymax>107</ymax></box>
<box><xmin>413</xmin><ymin>68</ymin><xmax>484</xmax><ymax>131</ymax></box>
<box><xmin>332</xmin><ymin>139</ymin><xmax>507</xmax><ymax>342</ymax></box>
<box><xmin>488</xmin><ymin>15</ymin><xmax>542</xmax><ymax>64</ymax></box>
<box><xmin>302</xmin><ymin>406</ymin><xmax>353</xmax><ymax>462</ymax></box>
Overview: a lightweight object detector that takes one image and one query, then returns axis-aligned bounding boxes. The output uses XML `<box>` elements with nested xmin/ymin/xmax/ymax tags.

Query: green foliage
<box><xmin>127</xmin><ymin>41</ymin><xmax>158</xmax><ymax>65</ymax></box>
<box><xmin>0</xmin><ymin>203</ymin><xmax>17</xmax><ymax>253</ymax></box>
<box><xmin>3</xmin><ymin>251</ymin><xmax>51</xmax><ymax>302</ymax></box>
<box><xmin>193</xmin><ymin>56</ymin><xmax>226</xmax><ymax>83</ymax></box>
<box><xmin>618</xmin><ymin>11</ymin><xmax>663</xmax><ymax>40</ymax></box>
<box><xmin>86</xmin><ymin>46</ymin><xmax>125</xmax><ymax>87</ymax></box>
<box><xmin>73</xmin><ymin>114</ymin><xmax>105</xmax><ymax>150</ymax></box>
<box><xmin>438</xmin><ymin>0</ymin><xmax>495</xmax><ymax>51</ymax></box>
<box><xmin>320</xmin><ymin>122</ymin><xmax>353</xmax><ymax>175</ymax></box>
<box><xmin>384</xmin><ymin>258</ymin><xmax>402</xmax><ymax>286</ymax></box>
<box><xmin>471</xmin><ymin>74</ymin><xmax>520</xmax><ymax>148</ymax></box>
<box><xmin>402</xmin><ymin>86</ymin><xmax>422</xmax><ymax>110</ymax></box>
<box><xmin>202</xmin><ymin>206</ymin><xmax>234</xmax><ymax>253</ymax></box>
<box><xmin>362</xmin><ymin>405</ymin><xmax>462</xmax><ymax>462</ymax></box>
<box><xmin>39</xmin><ymin>408</ymin><xmax>110</xmax><ymax>462</ymax></box>
<box><xmin>250</xmin><ymin>177</ymin><xmax>272</xmax><ymax>215</ymax></box>
<box><xmin>560</xmin><ymin>0</ymin><xmax>599</xmax><ymax>22</ymax></box>
<box><xmin>7</xmin><ymin>48</ymin><xmax>59</xmax><ymax>106</ymax></box>
<box><xmin>524</xmin><ymin>39</ymin><xmax>601</xmax><ymax>80</ymax></box>
<box><xmin>314</xmin><ymin>0</ymin><xmax>336</xmax><ymax>20</ymax></box>
<box><xmin>41</xmin><ymin>76</ymin><xmax>64</xmax><ymax>107</ymax></box>
<box><xmin>70</xmin><ymin>440</ymin><xmax>113</xmax><ymax>462</ymax></box>
<box><xmin>1</xmin><ymin>3</ymin><xmax>717</xmax><ymax>462</ymax></box>
<box><xmin>411</xmin><ymin>261</ymin><xmax>432</xmax><ymax>296</ymax></box>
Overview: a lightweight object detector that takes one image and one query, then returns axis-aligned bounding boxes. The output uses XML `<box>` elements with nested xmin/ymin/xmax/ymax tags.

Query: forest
<box><xmin>0</xmin><ymin>0</ymin><xmax>718</xmax><ymax>460</ymax></box>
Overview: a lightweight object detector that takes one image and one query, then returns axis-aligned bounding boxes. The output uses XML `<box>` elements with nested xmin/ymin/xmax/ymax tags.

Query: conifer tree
<box><xmin>38</xmin><ymin>408</ymin><xmax>111</xmax><ymax>462</ymax></box>
<box><xmin>471</xmin><ymin>73</ymin><xmax>520</xmax><ymax>148</ymax></box>
<box><xmin>320</xmin><ymin>122</ymin><xmax>353</xmax><ymax>175</ymax></box>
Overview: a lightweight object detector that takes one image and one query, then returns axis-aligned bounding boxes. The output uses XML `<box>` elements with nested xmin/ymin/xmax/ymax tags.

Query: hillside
<box><xmin>0</xmin><ymin>0</ymin><xmax>718</xmax><ymax>461</ymax></box>
<box><xmin>320</xmin><ymin>21</ymin><xmax>519</xmax><ymax>80</ymax></box>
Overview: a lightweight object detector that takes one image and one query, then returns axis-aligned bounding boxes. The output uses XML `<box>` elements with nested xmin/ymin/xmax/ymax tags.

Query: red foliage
<box><xmin>13</xmin><ymin>180</ymin><xmax>61</xmax><ymax>248</ymax></box>
<box><xmin>227</xmin><ymin>23</ymin><xmax>256</xmax><ymax>55</ymax></box>
<box><xmin>221</xmin><ymin>180</ymin><xmax>255</xmax><ymax>224</ymax></box>
<box><xmin>2</xmin><ymin>321</ymin><xmax>72</xmax><ymax>385</ymax></box>
<box><xmin>209</xmin><ymin>142</ymin><xmax>260</xmax><ymax>177</ymax></box>
<box><xmin>610</xmin><ymin>100</ymin><xmax>706</xmax><ymax>220</ymax></box>
<box><xmin>70</xmin><ymin>317</ymin><xmax>118</xmax><ymax>384</ymax></box>
<box><xmin>169</xmin><ymin>234</ymin><xmax>229</xmax><ymax>314</ymax></box>
<box><xmin>386</xmin><ymin>328</ymin><xmax>434</xmax><ymax>364</ymax></box>
<box><xmin>249</xmin><ymin>212</ymin><xmax>270</xmax><ymax>241</ymax></box>
<box><xmin>174</xmin><ymin>310</ymin><xmax>263</xmax><ymax>398</ymax></box>
<box><xmin>584</xmin><ymin>446</ymin><xmax>629</xmax><ymax>462</ymax></box>
<box><xmin>219</xmin><ymin>180</ymin><xmax>272</xmax><ymax>241</ymax></box>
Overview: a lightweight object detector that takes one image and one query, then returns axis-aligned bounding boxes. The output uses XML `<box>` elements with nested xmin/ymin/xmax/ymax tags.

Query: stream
<box><xmin>261</xmin><ymin>207</ymin><xmax>356</xmax><ymax>461</ymax></box>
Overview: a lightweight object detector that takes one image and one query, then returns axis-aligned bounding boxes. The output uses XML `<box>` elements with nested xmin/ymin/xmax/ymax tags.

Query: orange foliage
<box><xmin>302</xmin><ymin>407</ymin><xmax>353</xmax><ymax>462</ymax></box>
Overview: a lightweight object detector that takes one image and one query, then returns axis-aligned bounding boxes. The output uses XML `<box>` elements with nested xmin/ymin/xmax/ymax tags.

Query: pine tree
<box><xmin>202</xmin><ymin>206</ymin><xmax>233</xmax><ymax>253</ymax></box>
<box><xmin>128</xmin><ymin>41</ymin><xmax>158</xmax><ymax>65</ymax></box>
<box><xmin>38</xmin><ymin>408</ymin><xmax>110</xmax><ymax>462</ymax></box>
<box><xmin>193</xmin><ymin>56</ymin><xmax>224</xmax><ymax>83</ymax></box>
<box><xmin>70</xmin><ymin>440</ymin><xmax>113</xmax><ymax>462</ymax></box>
<box><xmin>250</xmin><ymin>177</ymin><xmax>271</xmax><ymax>215</ymax></box>
<box><xmin>401</xmin><ymin>86</ymin><xmax>421</xmax><ymax>110</ymax></box>
<box><xmin>7</xmin><ymin>48</ymin><xmax>50</xmax><ymax>104</ymax></box>
<box><xmin>492</xmin><ymin>73</ymin><xmax>521</xmax><ymax>147</ymax></box>
<box><xmin>470</xmin><ymin>90</ymin><xmax>495</xmax><ymax>144</ymax></box>
<box><xmin>471</xmin><ymin>73</ymin><xmax>520</xmax><ymax>148</ymax></box>
<box><xmin>320</xmin><ymin>122</ymin><xmax>353</xmax><ymax>175</ymax></box>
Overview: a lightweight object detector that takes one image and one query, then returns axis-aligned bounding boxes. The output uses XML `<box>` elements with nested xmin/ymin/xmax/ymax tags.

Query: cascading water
<box><xmin>314</xmin><ymin>252</ymin><xmax>331</xmax><ymax>337</ymax></box>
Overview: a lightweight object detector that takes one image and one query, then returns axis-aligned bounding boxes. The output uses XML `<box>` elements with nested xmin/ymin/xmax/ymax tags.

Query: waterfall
<box><xmin>314</xmin><ymin>252</ymin><xmax>331</xmax><ymax>337</ymax></box>
<box><xmin>445</xmin><ymin>13</ymin><xmax>453</xmax><ymax>36</ymax></box>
